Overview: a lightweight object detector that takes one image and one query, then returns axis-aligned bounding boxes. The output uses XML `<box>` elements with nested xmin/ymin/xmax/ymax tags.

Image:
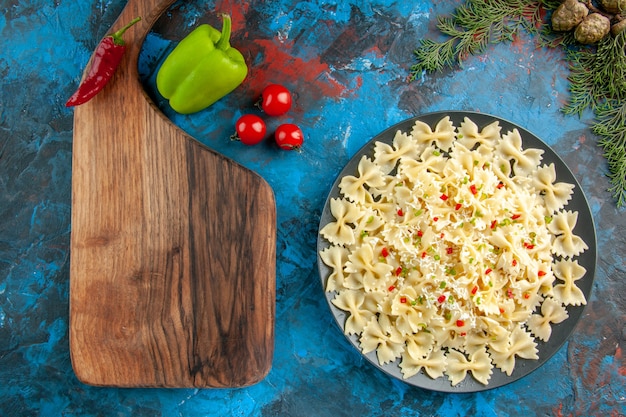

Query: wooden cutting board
<box><xmin>69</xmin><ymin>0</ymin><xmax>276</xmax><ymax>388</ymax></box>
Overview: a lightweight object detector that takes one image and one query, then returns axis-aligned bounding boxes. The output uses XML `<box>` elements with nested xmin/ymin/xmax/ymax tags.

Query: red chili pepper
<box><xmin>66</xmin><ymin>17</ymin><xmax>142</xmax><ymax>107</ymax></box>
<box><xmin>485</xmin><ymin>268</ymin><xmax>492</xmax><ymax>275</ymax></box>
<box><xmin>446</xmin><ymin>247</ymin><xmax>453</xmax><ymax>254</ymax></box>
<box><xmin>523</xmin><ymin>293</ymin><xmax>530</xmax><ymax>299</ymax></box>
<box><xmin>511</xmin><ymin>214</ymin><xmax>522</xmax><ymax>220</ymax></box>
<box><xmin>490</xmin><ymin>220</ymin><xmax>497</xmax><ymax>229</ymax></box>
<box><xmin>395</xmin><ymin>267</ymin><xmax>403</xmax><ymax>276</ymax></box>
<box><xmin>400</xmin><ymin>296</ymin><xmax>407</xmax><ymax>304</ymax></box>
<box><xmin>440</xmin><ymin>194</ymin><xmax>449</xmax><ymax>201</ymax></box>
<box><xmin>496</xmin><ymin>182</ymin><xmax>504</xmax><ymax>189</ymax></box>
<box><xmin>470</xmin><ymin>184</ymin><xmax>478</xmax><ymax>195</ymax></box>
<box><xmin>381</xmin><ymin>247</ymin><xmax>389</xmax><ymax>257</ymax></box>
<box><xmin>421</xmin><ymin>251</ymin><xmax>427</xmax><ymax>258</ymax></box>
<box><xmin>538</xmin><ymin>270</ymin><xmax>547</xmax><ymax>276</ymax></box>
<box><xmin>471</xmin><ymin>286</ymin><xmax>478</xmax><ymax>295</ymax></box>
<box><xmin>417</xmin><ymin>230</ymin><xmax>424</xmax><ymax>237</ymax></box>
<box><xmin>455</xmin><ymin>203</ymin><xmax>462</xmax><ymax>210</ymax></box>
<box><xmin>397</xmin><ymin>208</ymin><xmax>404</xmax><ymax>216</ymax></box>
<box><xmin>456</xmin><ymin>319</ymin><xmax>465</xmax><ymax>327</ymax></box>
<box><xmin>512</xmin><ymin>259</ymin><xmax>517</xmax><ymax>266</ymax></box>
<box><xmin>433</xmin><ymin>217</ymin><xmax>439</xmax><ymax>222</ymax></box>
<box><xmin>388</xmin><ymin>285</ymin><xmax>396</xmax><ymax>291</ymax></box>
<box><xmin>437</xmin><ymin>295</ymin><xmax>446</xmax><ymax>303</ymax></box>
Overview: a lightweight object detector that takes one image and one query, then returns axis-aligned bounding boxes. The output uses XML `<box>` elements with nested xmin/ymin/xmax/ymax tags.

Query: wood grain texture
<box><xmin>69</xmin><ymin>0</ymin><xmax>276</xmax><ymax>388</ymax></box>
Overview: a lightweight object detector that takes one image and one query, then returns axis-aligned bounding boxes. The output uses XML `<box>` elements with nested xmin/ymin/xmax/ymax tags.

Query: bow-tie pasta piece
<box><xmin>400</xmin><ymin>347</ymin><xmax>447</xmax><ymax>380</ymax></box>
<box><xmin>403</xmin><ymin>329</ymin><xmax>436</xmax><ymax>361</ymax></box>
<box><xmin>373</xmin><ymin>130</ymin><xmax>421</xmax><ymax>174</ymax></box>
<box><xmin>344</xmin><ymin>241</ymin><xmax>395</xmax><ymax>292</ymax></box>
<box><xmin>331</xmin><ymin>289</ymin><xmax>375</xmax><ymax>335</ymax></box>
<box><xmin>339</xmin><ymin>156</ymin><xmax>386</xmax><ymax>204</ymax></box>
<box><xmin>319</xmin><ymin>245</ymin><xmax>349</xmax><ymax>292</ymax></box>
<box><xmin>496</xmin><ymin>128</ymin><xmax>544</xmax><ymax>176</ymax></box>
<box><xmin>552</xmin><ymin>259</ymin><xmax>588</xmax><ymax>306</ymax></box>
<box><xmin>490</xmin><ymin>325</ymin><xmax>538</xmax><ymax>376</ymax></box>
<box><xmin>360</xmin><ymin>316</ymin><xmax>405</xmax><ymax>365</ymax></box>
<box><xmin>319</xmin><ymin>198</ymin><xmax>361</xmax><ymax>246</ymax></box>
<box><xmin>457</xmin><ymin>117</ymin><xmax>502</xmax><ymax>151</ymax></box>
<box><xmin>548</xmin><ymin>210</ymin><xmax>589</xmax><ymax>258</ymax></box>
<box><xmin>527</xmin><ymin>297</ymin><xmax>569</xmax><ymax>342</ymax></box>
<box><xmin>532</xmin><ymin>163</ymin><xmax>575</xmax><ymax>213</ymax></box>
<box><xmin>410</xmin><ymin>115</ymin><xmax>456</xmax><ymax>152</ymax></box>
<box><xmin>446</xmin><ymin>347</ymin><xmax>493</xmax><ymax>386</ymax></box>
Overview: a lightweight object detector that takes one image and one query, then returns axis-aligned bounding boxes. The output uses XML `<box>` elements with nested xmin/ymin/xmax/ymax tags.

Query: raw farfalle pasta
<box><xmin>319</xmin><ymin>116</ymin><xmax>589</xmax><ymax>386</ymax></box>
<box><xmin>526</xmin><ymin>297</ymin><xmax>569</xmax><ymax>342</ymax></box>
<box><xmin>548</xmin><ymin>210</ymin><xmax>589</xmax><ymax>258</ymax></box>
<box><xmin>552</xmin><ymin>259</ymin><xmax>588</xmax><ymax>306</ymax></box>
<box><xmin>457</xmin><ymin>117</ymin><xmax>501</xmax><ymax>150</ymax></box>
<box><xmin>410</xmin><ymin>116</ymin><xmax>457</xmax><ymax>151</ymax></box>
<box><xmin>495</xmin><ymin>129</ymin><xmax>544</xmax><ymax>176</ymax></box>
<box><xmin>532</xmin><ymin>163</ymin><xmax>575</xmax><ymax>213</ymax></box>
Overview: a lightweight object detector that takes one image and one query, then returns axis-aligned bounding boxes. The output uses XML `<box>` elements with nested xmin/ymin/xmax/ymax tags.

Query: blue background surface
<box><xmin>1</xmin><ymin>0</ymin><xmax>624</xmax><ymax>415</ymax></box>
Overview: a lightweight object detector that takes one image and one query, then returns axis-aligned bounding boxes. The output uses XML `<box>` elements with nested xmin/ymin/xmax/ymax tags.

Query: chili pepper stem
<box><xmin>111</xmin><ymin>16</ymin><xmax>142</xmax><ymax>46</ymax></box>
<box><xmin>216</xmin><ymin>14</ymin><xmax>232</xmax><ymax>50</ymax></box>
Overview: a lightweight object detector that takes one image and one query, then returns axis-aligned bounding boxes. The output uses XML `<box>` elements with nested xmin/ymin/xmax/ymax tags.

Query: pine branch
<box><xmin>563</xmin><ymin>31</ymin><xmax>626</xmax><ymax>206</ymax></box>
<box><xmin>595</xmin><ymin>101</ymin><xmax>626</xmax><ymax>207</ymax></box>
<box><xmin>410</xmin><ymin>0</ymin><xmax>545</xmax><ymax>77</ymax></box>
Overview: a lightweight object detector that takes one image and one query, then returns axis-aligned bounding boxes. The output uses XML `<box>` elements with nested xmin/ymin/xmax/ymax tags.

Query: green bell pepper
<box><xmin>156</xmin><ymin>14</ymin><xmax>248</xmax><ymax>114</ymax></box>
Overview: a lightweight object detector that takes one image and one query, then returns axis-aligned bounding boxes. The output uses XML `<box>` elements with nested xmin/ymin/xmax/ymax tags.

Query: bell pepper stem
<box><xmin>111</xmin><ymin>16</ymin><xmax>142</xmax><ymax>46</ymax></box>
<box><xmin>216</xmin><ymin>14</ymin><xmax>232</xmax><ymax>51</ymax></box>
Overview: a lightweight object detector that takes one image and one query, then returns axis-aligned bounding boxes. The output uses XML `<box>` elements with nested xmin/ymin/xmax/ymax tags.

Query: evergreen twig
<box><xmin>410</xmin><ymin>0</ymin><xmax>544</xmax><ymax>76</ymax></box>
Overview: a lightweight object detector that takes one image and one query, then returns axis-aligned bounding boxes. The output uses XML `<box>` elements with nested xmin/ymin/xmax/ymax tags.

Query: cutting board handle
<box><xmin>102</xmin><ymin>0</ymin><xmax>173</xmax><ymax>110</ymax></box>
<box><xmin>113</xmin><ymin>0</ymin><xmax>174</xmax><ymax>62</ymax></box>
<box><xmin>69</xmin><ymin>0</ymin><xmax>276</xmax><ymax>388</ymax></box>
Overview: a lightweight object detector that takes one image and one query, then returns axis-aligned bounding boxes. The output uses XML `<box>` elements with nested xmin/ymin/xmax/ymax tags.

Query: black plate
<box><xmin>316</xmin><ymin>111</ymin><xmax>597</xmax><ymax>392</ymax></box>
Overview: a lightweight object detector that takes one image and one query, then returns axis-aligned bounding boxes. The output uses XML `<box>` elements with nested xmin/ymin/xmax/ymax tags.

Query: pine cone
<box><xmin>598</xmin><ymin>0</ymin><xmax>626</xmax><ymax>14</ymax></box>
<box><xmin>575</xmin><ymin>13</ymin><xmax>611</xmax><ymax>43</ymax></box>
<box><xmin>552</xmin><ymin>0</ymin><xmax>589</xmax><ymax>31</ymax></box>
<box><xmin>611</xmin><ymin>19</ymin><xmax>626</xmax><ymax>35</ymax></box>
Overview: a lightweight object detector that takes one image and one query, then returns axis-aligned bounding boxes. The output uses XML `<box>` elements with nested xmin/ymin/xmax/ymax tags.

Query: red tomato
<box><xmin>275</xmin><ymin>123</ymin><xmax>303</xmax><ymax>150</ymax></box>
<box><xmin>260</xmin><ymin>84</ymin><xmax>292</xmax><ymax>116</ymax></box>
<box><xmin>234</xmin><ymin>114</ymin><xmax>267</xmax><ymax>145</ymax></box>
